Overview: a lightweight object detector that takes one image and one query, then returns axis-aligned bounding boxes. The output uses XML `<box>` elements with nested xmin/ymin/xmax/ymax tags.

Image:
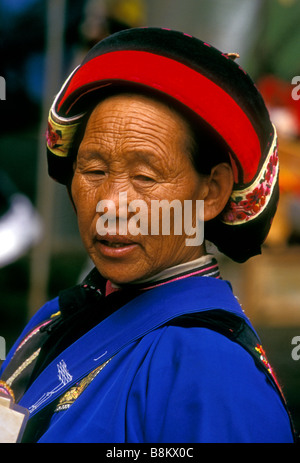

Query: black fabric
<box><xmin>47</xmin><ymin>151</ymin><xmax>74</xmax><ymax>184</ymax></box>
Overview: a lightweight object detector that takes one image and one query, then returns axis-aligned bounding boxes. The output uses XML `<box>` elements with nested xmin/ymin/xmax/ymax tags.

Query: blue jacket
<box><xmin>1</xmin><ymin>277</ymin><xmax>294</xmax><ymax>443</ymax></box>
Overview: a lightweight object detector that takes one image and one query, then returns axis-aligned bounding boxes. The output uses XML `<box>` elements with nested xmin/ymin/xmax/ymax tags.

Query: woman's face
<box><xmin>72</xmin><ymin>93</ymin><xmax>208</xmax><ymax>284</ymax></box>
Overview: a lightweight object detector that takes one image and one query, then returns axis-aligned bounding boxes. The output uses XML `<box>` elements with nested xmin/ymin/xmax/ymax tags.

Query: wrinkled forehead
<box><xmin>77</xmin><ymin>92</ymin><xmax>197</xmax><ymax>173</ymax></box>
<box><xmin>84</xmin><ymin>92</ymin><xmax>194</xmax><ymax>143</ymax></box>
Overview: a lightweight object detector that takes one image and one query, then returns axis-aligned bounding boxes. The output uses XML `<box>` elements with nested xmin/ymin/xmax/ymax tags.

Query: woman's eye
<box><xmin>134</xmin><ymin>175</ymin><xmax>155</xmax><ymax>183</ymax></box>
<box><xmin>86</xmin><ymin>170</ymin><xmax>106</xmax><ymax>176</ymax></box>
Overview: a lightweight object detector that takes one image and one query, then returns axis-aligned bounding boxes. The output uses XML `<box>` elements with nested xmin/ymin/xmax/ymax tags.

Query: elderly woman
<box><xmin>0</xmin><ymin>28</ymin><xmax>295</xmax><ymax>443</ymax></box>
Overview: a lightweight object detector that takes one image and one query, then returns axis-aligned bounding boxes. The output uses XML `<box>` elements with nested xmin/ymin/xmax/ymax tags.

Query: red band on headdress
<box><xmin>57</xmin><ymin>50</ymin><xmax>261</xmax><ymax>184</ymax></box>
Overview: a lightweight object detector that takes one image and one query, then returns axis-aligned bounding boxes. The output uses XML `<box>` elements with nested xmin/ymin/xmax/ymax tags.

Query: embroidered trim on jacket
<box><xmin>54</xmin><ymin>358</ymin><xmax>112</xmax><ymax>412</ymax></box>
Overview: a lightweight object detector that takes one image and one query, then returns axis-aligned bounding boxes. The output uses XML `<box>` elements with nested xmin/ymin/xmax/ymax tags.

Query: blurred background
<box><xmin>0</xmin><ymin>0</ymin><xmax>300</xmax><ymax>435</ymax></box>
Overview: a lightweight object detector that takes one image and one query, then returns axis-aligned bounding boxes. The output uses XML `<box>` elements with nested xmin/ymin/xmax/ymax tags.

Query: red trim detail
<box><xmin>57</xmin><ymin>50</ymin><xmax>261</xmax><ymax>183</ymax></box>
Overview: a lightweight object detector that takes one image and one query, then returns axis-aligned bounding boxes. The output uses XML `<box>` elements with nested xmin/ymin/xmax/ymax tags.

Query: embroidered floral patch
<box><xmin>46</xmin><ymin>114</ymin><xmax>81</xmax><ymax>158</ymax></box>
<box><xmin>46</xmin><ymin>122</ymin><xmax>63</xmax><ymax>151</ymax></box>
<box><xmin>222</xmin><ymin>135</ymin><xmax>279</xmax><ymax>225</ymax></box>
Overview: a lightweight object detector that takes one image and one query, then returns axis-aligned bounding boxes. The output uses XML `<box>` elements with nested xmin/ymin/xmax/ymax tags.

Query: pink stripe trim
<box><xmin>141</xmin><ymin>264</ymin><xmax>219</xmax><ymax>290</ymax></box>
<box><xmin>105</xmin><ymin>263</ymin><xmax>219</xmax><ymax>294</ymax></box>
<box><xmin>16</xmin><ymin>320</ymin><xmax>52</xmax><ymax>353</ymax></box>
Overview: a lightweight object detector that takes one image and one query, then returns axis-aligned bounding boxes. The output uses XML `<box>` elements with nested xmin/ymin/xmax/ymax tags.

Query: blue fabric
<box><xmin>37</xmin><ymin>326</ymin><xmax>293</xmax><ymax>443</ymax></box>
<box><xmin>1</xmin><ymin>278</ymin><xmax>294</xmax><ymax>442</ymax></box>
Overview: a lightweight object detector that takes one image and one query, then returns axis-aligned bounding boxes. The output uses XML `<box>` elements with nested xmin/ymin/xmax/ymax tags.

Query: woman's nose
<box><xmin>98</xmin><ymin>178</ymin><xmax>136</xmax><ymax>215</ymax></box>
<box><xmin>96</xmin><ymin>178</ymin><xmax>142</xmax><ymax>235</ymax></box>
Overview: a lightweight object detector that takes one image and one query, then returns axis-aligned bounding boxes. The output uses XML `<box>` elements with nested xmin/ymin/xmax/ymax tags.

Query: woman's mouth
<box><xmin>95</xmin><ymin>235</ymin><xmax>139</xmax><ymax>257</ymax></box>
<box><xmin>99</xmin><ymin>240</ymin><xmax>133</xmax><ymax>248</ymax></box>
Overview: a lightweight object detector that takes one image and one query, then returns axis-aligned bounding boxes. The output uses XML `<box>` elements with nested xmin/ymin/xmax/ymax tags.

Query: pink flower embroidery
<box><xmin>222</xmin><ymin>144</ymin><xmax>278</xmax><ymax>224</ymax></box>
<box><xmin>246</xmin><ymin>187</ymin><xmax>262</xmax><ymax>204</ymax></box>
<box><xmin>46</xmin><ymin>122</ymin><xmax>62</xmax><ymax>149</ymax></box>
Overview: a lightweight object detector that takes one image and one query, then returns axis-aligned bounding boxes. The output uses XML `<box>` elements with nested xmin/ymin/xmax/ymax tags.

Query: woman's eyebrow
<box><xmin>77</xmin><ymin>146</ymin><xmax>108</xmax><ymax>162</ymax></box>
<box><xmin>79</xmin><ymin>145</ymin><xmax>165</xmax><ymax>164</ymax></box>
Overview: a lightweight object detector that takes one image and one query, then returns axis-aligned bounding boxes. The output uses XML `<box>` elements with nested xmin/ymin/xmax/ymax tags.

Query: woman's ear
<box><xmin>202</xmin><ymin>163</ymin><xmax>234</xmax><ymax>222</ymax></box>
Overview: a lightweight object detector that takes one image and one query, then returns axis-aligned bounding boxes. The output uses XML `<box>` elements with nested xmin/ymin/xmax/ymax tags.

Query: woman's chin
<box><xmin>92</xmin><ymin>260</ymin><xmax>148</xmax><ymax>286</ymax></box>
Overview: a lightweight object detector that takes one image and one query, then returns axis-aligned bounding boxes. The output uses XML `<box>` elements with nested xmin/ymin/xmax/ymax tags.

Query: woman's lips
<box><xmin>100</xmin><ymin>240</ymin><xmax>131</xmax><ymax>248</ymax></box>
<box><xmin>95</xmin><ymin>235</ymin><xmax>139</xmax><ymax>257</ymax></box>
